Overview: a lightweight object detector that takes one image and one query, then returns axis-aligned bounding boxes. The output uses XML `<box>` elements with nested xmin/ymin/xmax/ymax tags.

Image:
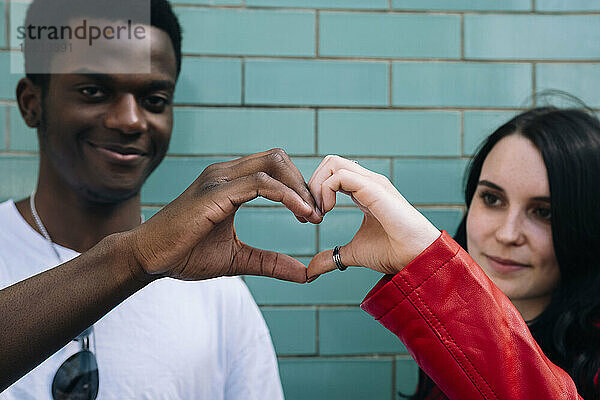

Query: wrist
<box><xmin>103</xmin><ymin>231</ymin><xmax>161</xmax><ymax>284</ymax></box>
<box><xmin>394</xmin><ymin>227</ymin><xmax>442</xmax><ymax>274</ymax></box>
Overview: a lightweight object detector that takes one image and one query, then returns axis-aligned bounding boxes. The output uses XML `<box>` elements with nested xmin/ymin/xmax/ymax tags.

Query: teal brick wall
<box><xmin>1</xmin><ymin>1</ymin><xmax>599</xmax><ymax>399</ymax></box>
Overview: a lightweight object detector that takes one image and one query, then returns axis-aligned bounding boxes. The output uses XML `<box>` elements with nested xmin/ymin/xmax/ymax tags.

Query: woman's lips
<box><xmin>485</xmin><ymin>255</ymin><xmax>531</xmax><ymax>274</ymax></box>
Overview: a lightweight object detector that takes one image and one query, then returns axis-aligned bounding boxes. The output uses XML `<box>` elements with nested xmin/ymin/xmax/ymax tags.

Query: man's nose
<box><xmin>104</xmin><ymin>94</ymin><xmax>148</xmax><ymax>134</ymax></box>
<box><xmin>495</xmin><ymin>210</ymin><xmax>526</xmax><ymax>246</ymax></box>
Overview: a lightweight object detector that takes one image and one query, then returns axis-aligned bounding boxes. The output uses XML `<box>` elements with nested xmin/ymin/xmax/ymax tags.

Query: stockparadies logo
<box><xmin>17</xmin><ymin>19</ymin><xmax>147</xmax><ymax>47</ymax></box>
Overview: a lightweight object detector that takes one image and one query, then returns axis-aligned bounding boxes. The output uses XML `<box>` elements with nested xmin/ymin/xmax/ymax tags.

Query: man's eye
<box><xmin>144</xmin><ymin>96</ymin><xmax>169</xmax><ymax>112</ymax></box>
<box><xmin>79</xmin><ymin>87</ymin><xmax>106</xmax><ymax>98</ymax></box>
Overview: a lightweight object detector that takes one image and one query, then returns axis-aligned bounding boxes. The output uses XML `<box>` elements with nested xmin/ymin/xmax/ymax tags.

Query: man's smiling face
<box><xmin>37</xmin><ymin>23</ymin><xmax>177</xmax><ymax>203</ymax></box>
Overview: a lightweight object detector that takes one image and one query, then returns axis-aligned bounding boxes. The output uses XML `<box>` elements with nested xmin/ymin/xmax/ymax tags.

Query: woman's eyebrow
<box><xmin>478</xmin><ymin>180</ymin><xmax>504</xmax><ymax>192</ymax></box>
<box><xmin>478</xmin><ymin>180</ymin><xmax>550</xmax><ymax>202</ymax></box>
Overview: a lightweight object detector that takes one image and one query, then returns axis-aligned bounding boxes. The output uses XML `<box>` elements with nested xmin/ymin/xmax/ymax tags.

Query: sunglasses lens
<box><xmin>52</xmin><ymin>350</ymin><xmax>99</xmax><ymax>400</ymax></box>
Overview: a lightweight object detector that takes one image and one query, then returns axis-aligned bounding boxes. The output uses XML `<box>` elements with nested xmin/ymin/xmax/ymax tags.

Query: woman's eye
<box><xmin>480</xmin><ymin>191</ymin><xmax>501</xmax><ymax>207</ymax></box>
<box><xmin>533</xmin><ymin>207</ymin><xmax>551</xmax><ymax>221</ymax></box>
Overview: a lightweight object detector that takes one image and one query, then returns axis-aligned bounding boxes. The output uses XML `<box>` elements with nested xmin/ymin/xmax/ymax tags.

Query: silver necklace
<box><xmin>29</xmin><ymin>192</ymin><xmax>145</xmax><ymax>258</ymax></box>
<box><xmin>30</xmin><ymin>191</ymin><xmax>63</xmax><ymax>263</ymax></box>
<box><xmin>29</xmin><ymin>190</ymin><xmax>96</xmax><ymax>341</ymax></box>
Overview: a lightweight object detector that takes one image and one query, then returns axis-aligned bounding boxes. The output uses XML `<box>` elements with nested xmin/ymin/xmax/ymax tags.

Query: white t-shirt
<box><xmin>0</xmin><ymin>200</ymin><xmax>284</xmax><ymax>400</ymax></box>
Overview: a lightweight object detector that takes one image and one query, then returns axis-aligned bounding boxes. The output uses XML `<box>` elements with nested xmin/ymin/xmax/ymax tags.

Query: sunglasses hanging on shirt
<box><xmin>51</xmin><ymin>326</ymin><xmax>99</xmax><ymax>400</ymax></box>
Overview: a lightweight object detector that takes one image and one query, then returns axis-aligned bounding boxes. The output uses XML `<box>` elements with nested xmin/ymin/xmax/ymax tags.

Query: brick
<box><xmin>175</xmin><ymin>0</ymin><xmax>241</xmax><ymax>4</ymax></box>
<box><xmin>245</xmin><ymin>267</ymin><xmax>383</xmax><ymax>305</ymax></box>
<box><xmin>463</xmin><ymin>111</ymin><xmax>517</xmax><ymax>156</ymax></box>
<box><xmin>170</xmin><ymin>108</ymin><xmax>314</xmax><ymax>155</ymax></box>
<box><xmin>319</xmin><ymin>12</ymin><xmax>459</xmax><ymax>59</ymax></box>
<box><xmin>0</xmin><ymin>155</ymin><xmax>38</xmax><ymax>202</ymax></box>
<box><xmin>175</xmin><ymin>58</ymin><xmax>241</xmax><ymax>105</ymax></box>
<box><xmin>141</xmin><ymin>207</ymin><xmax>162</xmax><ymax>222</ymax></box>
<box><xmin>8</xmin><ymin>0</ymin><xmax>28</xmax><ymax>49</ymax></box>
<box><xmin>177</xmin><ymin>8</ymin><xmax>314</xmax><ymax>56</ymax></box>
<box><xmin>0</xmin><ymin>52</ymin><xmax>23</xmax><ymax>100</ymax></box>
<box><xmin>319</xmin><ymin>208</ymin><xmax>363</xmax><ymax>250</ymax></box>
<box><xmin>420</xmin><ymin>208</ymin><xmax>464</xmax><ymax>236</ymax></box>
<box><xmin>536</xmin><ymin>64</ymin><xmax>600</xmax><ymax>108</ymax></box>
<box><xmin>245</xmin><ymin>59</ymin><xmax>388</xmax><ymax>106</ymax></box>
<box><xmin>247</xmin><ymin>0</ymin><xmax>388</xmax><ymax>9</ymax></box>
<box><xmin>0</xmin><ymin>106</ymin><xmax>5</xmax><ymax>151</ymax></box>
<box><xmin>319</xmin><ymin>307</ymin><xmax>407</xmax><ymax>355</ymax></box>
<box><xmin>318</xmin><ymin>110</ymin><xmax>460</xmax><ymax>156</ymax></box>
<box><xmin>536</xmin><ymin>0</ymin><xmax>600</xmax><ymax>11</ymax></box>
<box><xmin>396</xmin><ymin>358</ymin><xmax>419</xmax><ymax>396</ymax></box>
<box><xmin>260</xmin><ymin>307</ymin><xmax>316</xmax><ymax>355</ymax></box>
<box><xmin>318</xmin><ymin>205</ymin><xmax>464</xmax><ymax>246</ymax></box>
<box><xmin>235</xmin><ymin>208</ymin><xmax>316</xmax><ymax>254</ymax></box>
<box><xmin>393</xmin><ymin>159</ymin><xmax>469</xmax><ymax>204</ymax></box>
<box><xmin>392</xmin><ymin>62</ymin><xmax>532</xmax><ymax>107</ymax></box>
<box><xmin>392</xmin><ymin>0</ymin><xmax>529</xmax><ymax>11</ymax></box>
<box><xmin>0</xmin><ymin>0</ymin><xmax>5</xmax><ymax>48</ymax></box>
<box><xmin>465</xmin><ymin>15</ymin><xmax>600</xmax><ymax>60</ymax></box>
<box><xmin>141</xmin><ymin>156</ymin><xmax>229</xmax><ymax>204</ymax></box>
<box><xmin>279</xmin><ymin>358</ymin><xmax>393</xmax><ymax>400</ymax></box>
<box><xmin>9</xmin><ymin>105</ymin><xmax>38</xmax><ymax>152</ymax></box>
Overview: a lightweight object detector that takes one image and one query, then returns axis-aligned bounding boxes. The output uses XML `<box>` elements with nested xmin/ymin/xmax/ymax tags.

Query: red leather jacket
<box><xmin>361</xmin><ymin>231</ymin><xmax>591</xmax><ymax>399</ymax></box>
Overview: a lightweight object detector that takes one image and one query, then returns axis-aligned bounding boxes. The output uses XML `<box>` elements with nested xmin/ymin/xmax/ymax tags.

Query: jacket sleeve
<box><xmin>361</xmin><ymin>231</ymin><xmax>583</xmax><ymax>400</ymax></box>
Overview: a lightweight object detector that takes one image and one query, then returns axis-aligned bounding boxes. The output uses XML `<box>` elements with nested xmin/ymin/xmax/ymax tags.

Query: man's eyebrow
<box><xmin>147</xmin><ymin>80</ymin><xmax>175</xmax><ymax>92</ymax></box>
<box><xmin>68</xmin><ymin>70</ymin><xmax>175</xmax><ymax>92</ymax></box>
<box><xmin>69</xmin><ymin>70</ymin><xmax>115</xmax><ymax>84</ymax></box>
<box><xmin>478</xmin><ymin>180</ymin><xmax>550</xmax><ymax>202</ymax></box>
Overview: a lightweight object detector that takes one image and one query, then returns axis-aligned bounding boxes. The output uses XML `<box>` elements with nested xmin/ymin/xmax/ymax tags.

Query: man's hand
<box><xmin>126</xmin><ymin>149</ymin><xmax>322</xmax><ymax>283</ymax></box>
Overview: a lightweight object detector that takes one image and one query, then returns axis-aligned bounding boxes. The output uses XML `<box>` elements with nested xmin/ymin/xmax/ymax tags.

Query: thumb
<box><xmin>232</xmin><ymin>243</ymin><xmax>309</xmax><ymax>283</ymax></box>
<box><xmin>307</xmin><ymin>246</ymin><xmax>351</xmax><ymax>282</ymax></box>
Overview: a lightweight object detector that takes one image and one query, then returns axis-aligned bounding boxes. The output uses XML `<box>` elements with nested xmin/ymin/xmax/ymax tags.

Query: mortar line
<box><xmin>241</xmin><ymin>58</ymin><xmax>246</xmax><ymax>105</ymax></box>
<box><xmin>532</xmin><ymin>62</ymin><xmax>537</xmax><ymax>106</ymax></box>
<box><xmin>315</xmin><ymin>10</ymin><xmax>319</xmax><ymax>58</ymax></box>
<box><xmin>460</xmin><ymin>13</ymin><xmax>465</xmax><ymax>60</ymax></box>
<box><xmin>460</xmin><ymin>110</ymin><xmax>465</xmax><ymax>157</ymax></box>
<box><xmin>388</xmin><ymin>61</ymin><xmax>393</xmax><ymax>106</ymax></box>
<box><xmin>4</xmin><ymin>105</ymin><xmax>10</xmax><ymax>151</ymax></box>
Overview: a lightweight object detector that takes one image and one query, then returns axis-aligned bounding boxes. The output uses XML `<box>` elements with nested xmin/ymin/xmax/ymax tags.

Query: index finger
<box><xmin>215</xmin><ymin>149</ymin><xmax>321</xmax><ymax>223</ymax></box>
<box><xmin>308</xmin><ymin>155</ymin><xmax>371</xmax><ymax>213</ymax></box>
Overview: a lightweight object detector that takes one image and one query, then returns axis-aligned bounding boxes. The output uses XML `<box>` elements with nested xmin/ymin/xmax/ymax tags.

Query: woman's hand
<box><xmin>306</xmin><ymin>155</ymin><xmax>441</xmax><ymax>279</ymax></box>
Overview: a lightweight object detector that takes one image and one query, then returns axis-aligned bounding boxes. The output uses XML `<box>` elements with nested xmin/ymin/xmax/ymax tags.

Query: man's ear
<box><xmin>16</xmin><ymin>78</ymin><xmax>43</xmax><ymax>128</ymax></box>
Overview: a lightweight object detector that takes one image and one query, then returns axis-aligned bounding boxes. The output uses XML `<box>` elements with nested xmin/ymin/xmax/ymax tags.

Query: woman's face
<box><xmin>466</xmin><ymin>134</ymin><xmax>560</xmax><ymax>320</ymax></box>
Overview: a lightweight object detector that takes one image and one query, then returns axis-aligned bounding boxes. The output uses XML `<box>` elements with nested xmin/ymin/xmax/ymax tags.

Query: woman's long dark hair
<box><xmin>404</xmin><ymin>107</ymin><xmax>600</xmax><ymax>399</ymax></box>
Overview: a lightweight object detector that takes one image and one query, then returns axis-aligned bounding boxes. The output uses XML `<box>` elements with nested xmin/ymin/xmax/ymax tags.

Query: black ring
<box><xmin>333</xmin><ymin>246</ymin><xmax>347</xmax><ymax>271</ymax></box>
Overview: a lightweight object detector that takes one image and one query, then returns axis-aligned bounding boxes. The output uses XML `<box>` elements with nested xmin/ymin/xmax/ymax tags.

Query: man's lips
<box><xmin>86</xmin><ymin>141</ymin><xmax>147</xmax><ymax>163</ymax></box>
<box><xmin>485</xmin><ymin>254</ymin><xmax>531</xmax><ymax>273</ymax></box>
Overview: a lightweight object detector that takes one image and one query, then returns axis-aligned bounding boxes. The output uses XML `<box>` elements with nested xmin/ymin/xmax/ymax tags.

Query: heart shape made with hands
<box><xmin>130</xmin><ymin>151</ymin><xmax>440</xmax><ymax>285</ymax></box>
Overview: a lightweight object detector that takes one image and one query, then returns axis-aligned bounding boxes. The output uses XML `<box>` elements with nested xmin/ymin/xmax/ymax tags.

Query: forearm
<box><xmin>0</xmin><ymin>232</ymin><xmax>153</xmax><ymax>390</ymax></box>
<box><xmin>362</xmin><ymin>232</ymin><xmax>581</xmax><ymax>400</ymax></box>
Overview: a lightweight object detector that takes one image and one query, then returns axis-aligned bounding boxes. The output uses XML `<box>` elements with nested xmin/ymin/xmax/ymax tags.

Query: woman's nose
<box><xmin>495</xmin><ymin>210</ymin><xmax>526</xmax><ymax>246</ymax></box>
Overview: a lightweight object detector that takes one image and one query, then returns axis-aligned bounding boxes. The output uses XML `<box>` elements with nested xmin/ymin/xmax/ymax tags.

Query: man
<box><xmin>0</xmin><ymin>0</ymin><xmax>320</xmax><ymax>398</ymax></box>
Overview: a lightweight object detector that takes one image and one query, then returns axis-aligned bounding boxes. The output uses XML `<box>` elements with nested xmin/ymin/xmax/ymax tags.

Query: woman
<box><xmin>307</xmin><ymin>107</ymin><xmax>600</xmax><ymax>399</ymax></box>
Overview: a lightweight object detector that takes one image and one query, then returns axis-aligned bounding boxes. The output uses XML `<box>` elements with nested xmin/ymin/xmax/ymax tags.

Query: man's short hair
<box><xmin>23</xmin><ymin>0</ymin><xmax>182</xmax><ymax>92</ymax></box>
